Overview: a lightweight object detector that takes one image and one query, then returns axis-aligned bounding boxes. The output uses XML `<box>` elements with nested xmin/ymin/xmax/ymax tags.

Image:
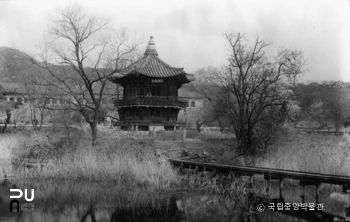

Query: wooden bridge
<box><xmin>169</xmin><ymin>159</ymin><xmax>350</xmax><ymax>202</ymax></box>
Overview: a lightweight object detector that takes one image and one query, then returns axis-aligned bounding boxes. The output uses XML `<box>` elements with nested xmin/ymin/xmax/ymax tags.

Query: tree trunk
<box><xmin>196</xmin><ymin>124</ymin><xmax>201</xmax><ymax>133</ymax></box>
<box><xmin>1</xmin><ymin>122</ymin><xmax>7</xmax><ymax>134</ymax></box>
<box><xmin>196</xmin><ymin>120</ymin><xmax>206</xmax><ymax>133</ymax></box>
<box><xmin>90</xmin><ymin>121</ymin><xmax>98</xmax><ymax>145</ymax></box>
<box><xmin>1</xmin><ymin>111</ymin><xmax>11</xmax><ymax>134</ymax></box>
<box><xmin>182</xmin><ymin>127</ymin><xmax>187</xmax><ymax>143</ymax></box>
<box><xmin>237</xmin><ymin>137</ymin><xmax>244</xmax><ymax>155</ymax></box>
<box><xmin>39</xmin><ymin>110</ymin><xmax>44</xmax><ymax>130</ymax></box>
<box><xmin>235</xmin><ymin>128</ymin><xmax>254</xmax><ymax>155</ymax></box>
<box><xmin>90</xmin><ymin>206</ymin><xmax>96</xmax><ymax>222</ymax></box>
<box><xmin>31</xmin><ymin>105</ymin><xmax>38</xmax><ymax>130</ymax></box>
<box><xmin>64</xmin><ymin>116</ymin><xmax>71</xmax><ymax>139</ymax></box>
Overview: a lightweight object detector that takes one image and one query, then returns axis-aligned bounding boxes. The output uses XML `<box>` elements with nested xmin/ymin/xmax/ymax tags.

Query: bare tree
<box><xmin>24</xmin><ymin>82</ymin><xmax>53</xmax><ymax>130</ymax></box>
<box><xmin>189</xmin><ymin>68</ymin><xmax>233</xmax><ymax>132</ymax></box>
<box><xmin>323</xmin><ymin>86</ymin><xmax>347</xmax><ymax>133</ymax></box>
<box><xmin>29</xmin><ymin>4</ymin><xmax>141</xmax><ymax>143</ymax></box>
<box><xmin>206</xmin><ymin>33</ymin><xmax>306</xmax><ymax>154</ymax></box>
<box><xmin>0</xmin><ymin>100</ymin><xmax>21</xmax><ymax>134</ymax></box>
<box><xmin>309</xmin><ymin>101</ymin><xmax>327</xmax><ymax>127</ymax></box>
<box><xmin>178</xmin><ymin>100</ymin><xmax>217</xmax><ymax>133</ymax></box>
<box><xmin>0</xmin><ymin>102</ymin><xmax>12</xmax><ymax>134</ymax></box>
<box><xmin>0</xmin><ymin>85</ymin><xmax>21</xmax><ymax>133</ymax></box>
<box><xmin>10</xmin><ymin>105</ymin><xmax>28</xmax><ymax>129</ymax></box>
<box><xmin>295</xmin><ymin>82</ymin><xmax>348</xmax><ymax>131</ymax></box>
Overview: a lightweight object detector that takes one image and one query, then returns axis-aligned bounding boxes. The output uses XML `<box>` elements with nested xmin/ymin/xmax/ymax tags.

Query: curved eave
<box><xmin>185</xmin><ymin>73</ymin><xmax>196</xmax><ymax>82</ymax></box>
<box><xmin>175</xmin><ymin>72</ymin><xmax>195</xmax><ymax>84</ymax></box>
<box><xmin>109</xmin><ymin>72</ymin><xmax>131</xmax><ymax>84</ymax></box>
<box><xmin>109</xmin><ymin>53</ymin><xmax>195</xmax><ymax>84</ymax></box>
<box><xmin>110</xmin><ymin>72</ymin><xmax>194</xmax><ymax>85</ymax></box>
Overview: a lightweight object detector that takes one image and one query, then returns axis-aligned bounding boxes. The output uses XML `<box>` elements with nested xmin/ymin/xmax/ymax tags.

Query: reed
<box><xmin>256</xmin><ymin>128</ymin><xmax>350</xmax><ymax>176</ymax></box>
<box><xmin>11</xmin><ymin>128</ymin><xmax>179</xmax><ymax>190</ymax></box>
<box><xmin>0</xmin><ymin>134</ymin><xmax>26</xmax><ymax>159</ymax></box>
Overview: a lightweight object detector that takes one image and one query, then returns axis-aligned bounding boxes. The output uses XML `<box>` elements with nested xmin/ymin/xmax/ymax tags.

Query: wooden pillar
<box><xmin>343</xmin><ymin>184</ymin><xmax>349</xmax><ymax>193</ymax></box>
<box><xmin>174</xmin><ymin>125</ymin><xmax>176</xmax><ymax>131</ymax></box>
<box><xmin>152</xmin><ymin>127</ymin><xmax>156</xmax><ymax>138</ymax></box>
<box><xmin>279</xmin><ymin>179</ymin><xmax>283</xmax><ymax>199</ymax></box>
<box><xmin>316</xmin><ymin>184</ymin><xmax>320</xmax><ymax>204</ymax></box>
<box><xmin>248</xmin><ymin>175</ymin><xmax>253</xmax><ymax>189</ymax></box>
<box><xmin>301</xmin><ymin>185</ymin><xmax>305</xmax><ymax>203</ymax></box>
<box><xmin>212</xmin><ymin>168</ymin><xmax>217</xmax><ymax>177</ymax></box>
<box><xmin>182</xmin><ymin>127</ymin><xmax>186</xmax><ymax>143</ymax></box>
<box><xmin>131</xmin><ymin>125</ymin><xmax>134</xmax><ymax>131</ymax></box>
<box><xmin>265</xmin><ymin>179</ymin><xmax>270</xmax><ymax>199</ymax></box>
<box><xmin>194</xmin><ymin>165</ymin><xmax>198</xmax><ymax>174</ymax></box>
<box><xmin>135</xmin><ymin>125</ymin><xmax>138</xmax><ymax>134</ymax></box>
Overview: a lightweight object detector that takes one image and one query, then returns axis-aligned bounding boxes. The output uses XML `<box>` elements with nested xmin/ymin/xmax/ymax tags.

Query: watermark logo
<box><xmin>9</xmin><ymin>189</ymin><xmax>35</xmax><ymax>213</ymax></box>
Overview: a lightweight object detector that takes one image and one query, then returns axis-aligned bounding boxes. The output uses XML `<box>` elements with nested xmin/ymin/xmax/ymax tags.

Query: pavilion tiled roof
<box><xmin>125</xmin><ymin>55</ymin><xmax>185</xmax><ymax>77</ymax></box>
<box><xmin>113</xmin><ymin>36</ymin><xmax>194</xmax><ymax>80</ymax></box>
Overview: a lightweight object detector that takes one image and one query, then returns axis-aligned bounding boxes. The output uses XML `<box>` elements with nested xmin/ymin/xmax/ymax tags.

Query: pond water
<box><xmin>0</xmin><ymin>165</ymin><xmax>349</xmax><ymax>221</ymax></box>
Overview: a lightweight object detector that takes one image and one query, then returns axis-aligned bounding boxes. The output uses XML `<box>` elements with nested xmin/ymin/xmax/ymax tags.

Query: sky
<box><xmin>0</xmin><ymin>0</ymin><xmax>349</xmax><ymax>82</ymax></box>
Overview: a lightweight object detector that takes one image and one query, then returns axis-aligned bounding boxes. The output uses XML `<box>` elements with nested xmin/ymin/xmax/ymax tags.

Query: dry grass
<box><xmin>256</xmin><ymin>128</ymin><xmax>350</xmax><ymax>176</ymax></box>
<box><xmin>177</xmin><ymin>171</ymin><xmax>266</xmax><ymax>212</ymax></box>
<box><xmin>11</xmin><ymin>127</ymin><xmax>179</xmax><ymax>190</ymax></box>
<box><xmin>196</xmin><ymin>131</ymin><xmax>235</xmax><ymax>141</ymax></box>
<box><xmin>156</xmin><ymin>129</ymin><xmax>234</xmax><ymax>142</ymax></box>
<box><xmin>0</xmin><ymin>134</ymin><xmax>26</xmax><ymax>159</ymax></box>
<box><xmin>31</xmin><ymin>146</ymin><xmax>179</xmax><ymax>189</ymax></box>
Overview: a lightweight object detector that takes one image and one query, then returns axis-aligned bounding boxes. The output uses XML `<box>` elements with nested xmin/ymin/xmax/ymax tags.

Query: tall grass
<box><xmin>156</xmin><ymin>129</ymin><xmax>234</xmax><ymax>141</ymax></box>
<box><xmin>195</xmin><ymin>131</ymin><xmax>235</xmax><ymax>141</ymax></box>
<box><xmin>11</xmin><ymin>127</ymin><xmax>179</xmax><ymax>190</ymax></box>
<box><xmin>257</xmin><ymin>128</ymin><xmax>350</xmax><ymax>176</ymax></box>
<box><xmin>0</xmin><ymin>134</ymin><xmax>26</xmax><ymax>159</ymax></box>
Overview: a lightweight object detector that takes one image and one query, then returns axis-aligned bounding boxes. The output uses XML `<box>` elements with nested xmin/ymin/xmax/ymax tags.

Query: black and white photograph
<box><xmin>0</xmin><ymin>0</ymin><xmax>349</xmax><ymax>221</ymax></box>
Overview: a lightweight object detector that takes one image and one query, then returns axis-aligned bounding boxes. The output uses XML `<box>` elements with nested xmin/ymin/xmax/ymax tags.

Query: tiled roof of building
<box><xmin>113</xmin><ymin>36</ymin><xmax>194</xmax><ymax>80</ymax></box>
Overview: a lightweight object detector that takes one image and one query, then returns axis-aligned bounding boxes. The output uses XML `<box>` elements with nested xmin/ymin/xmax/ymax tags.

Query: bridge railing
<box><xmin>169</xmin><ymin>159</ymin><xmax>350</xmax><ymax>192</ymax></box>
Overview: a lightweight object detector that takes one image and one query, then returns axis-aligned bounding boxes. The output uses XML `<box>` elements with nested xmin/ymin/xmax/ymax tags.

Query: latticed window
<box><xmin>132</xmin><ymin>88</ymin><xmax>138</xmax><ymax>96</ymax></box>
<box><xmin>151</xmin><ymin>87</ymin><xmax>161</xmax><ymax>96</ymax></box>
<box><xmin>169</xmin><ymin>86</ymin><xmax>177</xmax><ymax>96</ymax></box>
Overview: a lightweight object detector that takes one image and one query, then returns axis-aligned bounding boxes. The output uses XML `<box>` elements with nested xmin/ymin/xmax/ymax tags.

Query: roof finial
<box><xmin>144</xmin><ymin>36</ymin><xmax>158</xmax><ymax>56</ymax></box>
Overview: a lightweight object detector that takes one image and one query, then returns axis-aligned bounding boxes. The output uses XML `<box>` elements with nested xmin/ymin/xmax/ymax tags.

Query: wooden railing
<box><xmin>114</xmin><ymin>96</ymin><xmax>188</xmax><ymax>108</ymax></box>
<box><xmin>116</xmin><ymin>118</ymin><xmax>185</xmax><ymax>126</ymax></box>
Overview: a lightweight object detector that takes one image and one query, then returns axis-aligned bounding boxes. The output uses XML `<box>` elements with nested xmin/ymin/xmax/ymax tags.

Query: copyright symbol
<box><xmin>257</xmin><ymin>204</ymin><xmax>265</xmax><ymax>212</ymax></box>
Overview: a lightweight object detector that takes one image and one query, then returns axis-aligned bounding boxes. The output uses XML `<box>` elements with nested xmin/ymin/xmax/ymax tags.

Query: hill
<box><xmin>0</xmin><ymin>47</ymin><xmax>41</xmax><ymax>92</ymax></box>
<box><xmin>0</xmin><ymin>47</ymin><xmax>118</xmax><ymax>95</ymax></box>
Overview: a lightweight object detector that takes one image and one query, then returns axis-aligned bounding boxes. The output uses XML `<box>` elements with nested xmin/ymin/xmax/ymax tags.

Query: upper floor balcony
<box><xmin>114</xmin><ymin>96</ymin><xmax>188</xmax><ymax>109</ymax></box>
<box><xmin>115</xmin><ymin>117</ymin><xmax>185</xmax><ymax>126</ymax></box>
